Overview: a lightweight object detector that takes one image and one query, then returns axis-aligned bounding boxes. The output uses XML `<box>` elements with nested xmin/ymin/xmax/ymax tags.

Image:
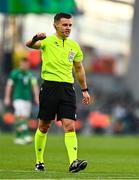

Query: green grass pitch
<box><xmin>0</xmin><ymin>133</ymin><xmax>139</xmax><ymax>179</ymax></box>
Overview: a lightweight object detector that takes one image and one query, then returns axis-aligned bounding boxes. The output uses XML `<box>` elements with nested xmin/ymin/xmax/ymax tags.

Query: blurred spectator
<box><xmin>91</xmin><ymin>55</ymin><xmax>115</xmax><ymax>74</ymax></box>
<box><xmin>88</xmin><ymin>111</ymin><xmax>110</xmax><ymax>134</ymax></box>
<box><xmin>4</xmin><ymin>57</ymin><xmax>39</xmax><ymax>144</ymax></box>
<box><xmin>77</xmin><ymin>102</ymin><xmax>90</xmax><ymax>134</ymax></box>
<box><xmin>133</xmin><ymin>101</ymin><xmax>139</xmax><ymax>133</ymax></box>
<box><xmin>27</xmin><ymin>50</ymin><xmax>41</xmax><ymax>69</ymax></box>
<box><xmin>12</xmin><ymin>43</ymin><xmax>28</xmax><ymax>68</ymax></box>
<box><xmin>111</xmin><ymin>103</ymin><xmax>127</xmax><ymax>134</ymax></box>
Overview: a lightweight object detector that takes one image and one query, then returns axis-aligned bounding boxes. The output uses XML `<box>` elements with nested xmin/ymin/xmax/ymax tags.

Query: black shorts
<box><xmin>37</xmin><ymin>80</ymin><xmax>76</xmax><ymax>121</ymax></box>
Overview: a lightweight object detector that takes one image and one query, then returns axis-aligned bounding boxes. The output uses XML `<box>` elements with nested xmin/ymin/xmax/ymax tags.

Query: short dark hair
<box><xmin>54</xmin><ymin>12</ymin><xmax>72</xmax><ymax>23</ymax></box>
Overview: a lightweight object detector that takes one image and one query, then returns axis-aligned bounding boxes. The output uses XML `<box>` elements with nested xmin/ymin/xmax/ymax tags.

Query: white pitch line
<box><xmin>0</xmin><ymin>169</ymin><xmax>34</xmax><ymax>173</ymax></box>
<box><xmin>0</xmin><ymin>170</ymin><xmax>139</xmax><ymax>179</ymax></box>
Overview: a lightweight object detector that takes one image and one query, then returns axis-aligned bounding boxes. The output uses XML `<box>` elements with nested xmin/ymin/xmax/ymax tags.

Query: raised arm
<box><xmin>26</xmin><ymin>33</ymin><xmax>46</xmax><ymax>49</ymax></box>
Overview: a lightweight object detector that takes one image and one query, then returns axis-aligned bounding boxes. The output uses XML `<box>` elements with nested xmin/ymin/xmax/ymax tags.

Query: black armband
<box><xmin>82</xmin><ymin>88</ymin><xmax>89</xmax><ymax>92</ymax></box>
<box><xmin>32</xmin><ymin>35</ymin><xmax>38</xmax><ymax>43</ymax></box>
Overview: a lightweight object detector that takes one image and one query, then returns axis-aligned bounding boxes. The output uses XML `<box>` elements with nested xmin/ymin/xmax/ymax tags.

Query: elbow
<box><xmin>26</xmin><ymin>40</ymin><xmax>33</xmax><ymax>48</ymax></box>
<box><xmin>26</xmin><ymin>42</ymin><xmax>30</xmax><ymax>48</ymax></box>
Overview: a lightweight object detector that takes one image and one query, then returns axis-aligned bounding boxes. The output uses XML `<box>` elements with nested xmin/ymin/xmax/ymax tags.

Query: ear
<box><xmin>53</xmin><ymin>24</ymin><xmax>57</xmax><ymax>30</ymax></box>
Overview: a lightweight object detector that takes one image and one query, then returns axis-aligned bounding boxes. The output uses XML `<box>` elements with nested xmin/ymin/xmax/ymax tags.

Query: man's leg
<box><xmin>14</xmin><ymin>117</ymin><xmax>25</xmax><ymax>144</ymax></box>
<box><xmin>62</xmin><ymin>119</ymin><xmax>77</xmax><ymax>164</ymax></box>
<box><xmin>22</xmin><ymin>101</ymin><xmax>32</xmax><ymax>143</ymax></box>
<box><xmin>35</xmin><ymin>119</ymin><xmax>50</xmax><ymax>171</ymax></box>
<box><xmin>13</xmin><ymin>100</ymin><xmax>32</xmax><ymax>144</ymax></box>
<box><xmin>62</xmin><ymin>119</ymin><xmax>87</xmax><ymax>173</ymax></box>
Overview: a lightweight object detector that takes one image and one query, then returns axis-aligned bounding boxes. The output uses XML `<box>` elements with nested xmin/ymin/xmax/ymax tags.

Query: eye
<box><xmin>63</xmin><ymin>23</ymin><xmax>72</xmax><ymax>27</ymax></box>
<box><xmin>63</xmin><ymin>24</ymin><xmax>68</xmax><ymax>27</ymax></box>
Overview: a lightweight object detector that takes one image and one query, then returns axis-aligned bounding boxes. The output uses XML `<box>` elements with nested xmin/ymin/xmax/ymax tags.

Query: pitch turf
<box><xmin>0</xmin><ymin>133</ymin><xmax>139</xmax><ymax>179</ymax></box>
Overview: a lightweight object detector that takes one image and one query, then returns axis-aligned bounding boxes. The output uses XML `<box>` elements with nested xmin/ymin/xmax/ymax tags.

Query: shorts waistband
<box><xmin>43</xmin><ymin>80</ymin><xmax>73</xmax><ymax>86</ymax></box>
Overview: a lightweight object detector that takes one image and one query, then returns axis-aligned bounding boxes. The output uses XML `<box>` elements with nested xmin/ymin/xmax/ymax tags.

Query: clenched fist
<box><xmin>32</xmin><ymin>33</ymin><xmax>46</xmax><ymax>42</ymax></box>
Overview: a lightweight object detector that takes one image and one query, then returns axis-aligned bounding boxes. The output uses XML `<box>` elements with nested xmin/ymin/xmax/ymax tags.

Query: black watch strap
<box><xmin>82</xmin><ymin>88</ymin><xmax>89</xmax><ymax>92</ymax></box>
<box><xmin>32</xmin><ymin>35</ymin><xmax>38</xmax><ymax>43</ymax></box>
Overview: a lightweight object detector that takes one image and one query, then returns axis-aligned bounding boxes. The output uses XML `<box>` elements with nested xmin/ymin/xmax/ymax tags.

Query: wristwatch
<box><xmin>81</xmin><ymin>88</ymin><xmax>89</xmax><ymax>92</ymax></box>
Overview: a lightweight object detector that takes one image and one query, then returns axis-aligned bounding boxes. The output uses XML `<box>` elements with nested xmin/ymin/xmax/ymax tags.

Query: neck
<box><xmin>55</xmin><ymin>33</ymin><xmax>67</xmax><ymax>40</ymax></box>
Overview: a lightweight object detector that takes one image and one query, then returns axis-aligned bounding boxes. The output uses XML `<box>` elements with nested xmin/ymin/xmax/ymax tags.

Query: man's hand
<box><xmin>82</xmin><ymin>91</ymin><xmax>91</xmax><ymax>105</ymax></box>
<box><xmin>32</xmin><ymin>33</ymin><xmax>46</xmax><ymax>42</ymax></box>
<box><xmin>26</xmin><ymin>33</ymin><xmax>46</xmax><ymax>49</ymax></box>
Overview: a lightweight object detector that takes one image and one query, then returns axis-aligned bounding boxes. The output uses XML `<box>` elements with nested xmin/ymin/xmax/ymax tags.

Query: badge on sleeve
<box><xmin>68</xmin><ymin>49</ymin><xmax>76</xmax><ymax>62</ymax></box>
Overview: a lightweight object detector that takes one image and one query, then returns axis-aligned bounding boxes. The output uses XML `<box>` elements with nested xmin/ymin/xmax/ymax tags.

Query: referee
<box><xmin>26</xmin><ymin>12</ymin><xmax>91</xmax><ymax>173</ymax></box>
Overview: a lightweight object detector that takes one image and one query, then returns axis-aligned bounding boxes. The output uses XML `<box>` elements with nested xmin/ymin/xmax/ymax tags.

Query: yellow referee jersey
<box><xmin>40</xmin><ymin>34</ymin><xmax>83</xmax><ymax>83</ymax></box>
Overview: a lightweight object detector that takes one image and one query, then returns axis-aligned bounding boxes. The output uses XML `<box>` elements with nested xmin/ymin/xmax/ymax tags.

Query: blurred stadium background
<box><xmin>0</xmin><ymin>0</ymin><xmax>139</xmax><ymax>135</ymax></box>
<box><xmin>1</xmin><ymin>0</ymin><xmax>139</xmax><ymax>179</ymax></box>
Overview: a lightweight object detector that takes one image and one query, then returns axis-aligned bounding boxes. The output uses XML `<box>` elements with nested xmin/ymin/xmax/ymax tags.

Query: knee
<box><xmin>38</xmin><ymin>121</ymin><xmax>51</xmax><ymax>133</ymax></box>
<box><xmin>63</xmin><ymin>122</ymin><xmax>75</xmax><ymax>133</ymax></box>
<box><xmin>39</xmin><ymin>127</ymin><xmax>49</xmax><ymax>133</ymax></box>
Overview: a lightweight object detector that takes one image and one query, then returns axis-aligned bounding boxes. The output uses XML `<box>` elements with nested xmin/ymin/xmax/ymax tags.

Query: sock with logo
<box><xmin>35</xmin><ymin>128</ymin><xmax>47</xmax><ymax>163</ymax></box>
<box><xmin>65</xmin><ymin>131</ymin><xmax>78</xmax><ymax>165</ymax></box>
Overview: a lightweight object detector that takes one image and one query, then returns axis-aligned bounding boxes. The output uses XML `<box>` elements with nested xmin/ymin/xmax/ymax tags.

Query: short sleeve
<box><xmin>27</xmin><ymin>71</ymin><xmax>38</xmax><ymax>86</ymax></box>
<box><xmin>30</xmin><ymin>73</ymin><xmax>38</xmax><ymax>86</ymax></box>
<box><xmin>40</xmin><ymin>38</ymin><xmax>47</xmax><ymax>51</ymax></box>
<box><xmin>74</xmin><ymin>45</ymin><xmax>83</xmax><ymax>62</ymax></box>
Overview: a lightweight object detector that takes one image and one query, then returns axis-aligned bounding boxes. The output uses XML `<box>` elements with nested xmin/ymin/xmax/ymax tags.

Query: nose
<box><xmin>67</xmin><ymin>25</ymin><xmax>71</xmax><ymax>30</ymax></box>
